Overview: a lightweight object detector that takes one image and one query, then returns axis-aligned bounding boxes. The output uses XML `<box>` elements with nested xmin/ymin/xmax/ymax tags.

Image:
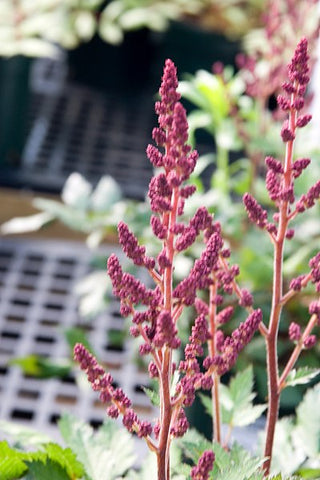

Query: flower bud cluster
<box><xmin>170</xmin><ymin>408</ymin><xmax>189</xmax><ymax>438</ymax></box>
<box><xmin>244</xmin><ymin>39</ymin><xmax>316</xmax><ymax>241</ymax></box>
<box><xmin>309</xmin><ymin>300</ymin><xmax>320</xmax><ymax>322</ymax></box>
<box><xmin>288</xmin><ymin>322</ymin><xmax>301</xmax><ymax>341</ymax></box>
<box><xmin>173</xmin><ymin>231</ymin><xmax>222</xmax><ymax>306</ymax></box>
<box><xmin>309</xmin><ymin>252</ymin><xmax>320</xmax><ymax>292</ymax></box>
<box><xmin>74</xmin><ymin>344</ymin><xmax>152</xmax><ymax>437</ymax></box>
<box><xmin>118</xmin><ymin>221</ymin><xmax>155</xmax><ymax>269</ymax></box>
<box><xmin>177</xmin><ymin>315</ymin><xmax>212</xmax><ymax>407</ymax></box>
<box><xmin>295</xmin><ymin>180</ymin><xmax>320</xmax><ymax>213</ymax></box>
<box><xmin>191</xmin><ymin>450</ymin><xmax>215</xmax><ymax>480</ymax></box>
<box><xmin>204</xmin><ymin>309</ymin><xmax>262</xmax><ymax>376</ymax></box>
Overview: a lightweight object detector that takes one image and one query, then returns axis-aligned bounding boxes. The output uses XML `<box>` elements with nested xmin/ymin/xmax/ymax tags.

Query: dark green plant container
<box><xmin>67</xmin><ymin>29</ymin><xmax>157</xmax><ymax>94</ymax></box>
<box><xmin>153</xmin><ymin>20</ymin><xmax>240</xmax><ymax>77</ymax></box>
<box><xmin>0</xmin><ymin>56</ymin><xmax>32</xmax><ymax>167</ymax></box>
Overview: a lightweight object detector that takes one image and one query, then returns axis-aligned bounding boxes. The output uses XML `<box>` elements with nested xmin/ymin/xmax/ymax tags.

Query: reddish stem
<box><xmin>208</xmin><ymin>282</ymin><xmax>222</xmax><ymax>444</ymax></box>
<box><xmin>157</xmin><ymin>186</ymin><xmax>179</xmax><ymax>480</ymax></box>
<box><xmin>263</xmin><ymin>98</ymin><xmax>296</xmax><ymax>475</ymax></box>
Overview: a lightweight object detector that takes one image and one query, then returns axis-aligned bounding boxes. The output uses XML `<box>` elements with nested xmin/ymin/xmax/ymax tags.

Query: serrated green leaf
<box><xmin>0</xmin><ymin>441</ymin><xmax>27</xmax><ymax>480</ymax></box>
<box><xmin>43</xmin><ymin>443</ymin><xmax>84</xmax><ymax>478</ymax></box>
<box><xmin>177</xmin><ymin>428</ymin><xmax>212</xmax><ymax>465</ymax></box>
<box><xmin>284</xmin><ymin>368</ymin><xmax>320</xmax><ymax>388</ymax></box>
<box><xmin>58</xmin><ymin>413</ymin><xmax>135</xmax><ymax>480</ymax></box>
<box><xmin>295</xmin><ymin>383</ymin><xmax>320</xmax><ymax>458</ymax></box>
<box><xmin>221</xmin><ymin>367</ymin><xmax>266</xmax><ymax>428</ymax></box>
<box><xmin>200</xmin><ymin>368</ymin><xmax>267</xmax><ymax>431</ymax></box>
<box><xmin>142</xmin><ymin>386</ymin><xmax>160</xmax><ymax>407</ymax></box>
<box><xmin>179</xmin><ymin>432</ymin><xmax>265</xmax><ymax>480</ymax></box>
<box><xmin>215</xmin><ymin>443</ymin><xmax>264</xmax><ymax>480</ymax></box>
<box><xmin>24</xmin><ymin>458</ymin><xmax>70</xmax><ymax>480</ymax></box>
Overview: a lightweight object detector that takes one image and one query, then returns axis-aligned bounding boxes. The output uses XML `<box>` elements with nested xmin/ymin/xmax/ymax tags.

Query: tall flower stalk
<box><xmin>74</xmin><ymin>59</ymin><xmax>261</xmax><ymax>479</ymax></box>
<box><xmin>74</xmin><ymin>39</ymin><xmax>319</xmax><ymax>479</ymax></box>
<box><xmin>243</xmin><ymin>38</ymin><xmax>320</xmax><ymax>475</ymax></box>
<box><xmin>75</xmin><ymin>59</ymin><xmax>217</xmax><ymax>480</ymax></box>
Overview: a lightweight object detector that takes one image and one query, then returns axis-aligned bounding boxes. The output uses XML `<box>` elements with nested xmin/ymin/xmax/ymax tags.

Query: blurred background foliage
<box><xmin>0</xmin><ymin>0</ymin><xmax>267</xmax><ymax>57</ymax></box>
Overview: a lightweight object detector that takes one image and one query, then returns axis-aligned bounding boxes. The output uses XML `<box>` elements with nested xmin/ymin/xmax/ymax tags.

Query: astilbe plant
<box><xmin>74</xmin><ymin>58</ymin><xmax>261</xmax><ymax>480</ymax></box>
<box><xmin>74</xmin><ymin>39</ymin><xmax>320</xmax><ymax>479</ymax></box>
<box><xmin>242</xmin><ymin>37</ymin><xmax>320</xmax><ymax>475</ymax></box>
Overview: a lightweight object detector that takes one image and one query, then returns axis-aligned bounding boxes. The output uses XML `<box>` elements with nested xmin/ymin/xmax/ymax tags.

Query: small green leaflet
<box><xmin>284</xmin><ymin>368</ymin><xmax>320</xmax><ymax>388</ymax></box>
<box><xmin>142</xmin><ymin>386</ymin><xmax>160</xmax><ymax>406</ymax></box>
<box><xmin>200</xmin><ymin>366</ymin><xmax>267</xmax><ymax>428</ymax></box>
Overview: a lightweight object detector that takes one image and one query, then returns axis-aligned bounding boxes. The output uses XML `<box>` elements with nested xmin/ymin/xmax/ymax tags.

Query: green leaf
<box><xmin>64</xmin><ymin>327</ymin><xmax>95</xmax><ymax>357</ymax></box>
<box><xmin>260</xmin><ymin>417</ymin><xmax>305</xmax><ymax>475</ymax></box>
<box><xmin>198</xmin><ymin>392</ymin><xmax>212</xmax><ymax>417</ymax></box>
<box><xmin>295</xmin><ymin>383</ymin><xmax>320</xmax><ymax>458</ymax></box>
<box><xmin>1</xmin><ymin>212</ymin><xmax>54</xmax><ymax>235</ymax></box>
<box><xmin>58</xmin><ymin>413</ymin><xmax>136</xmax><ymax>480</ymax></box>
<box><xmin>284</xmin><ymin>368</ymin><xmax>320</xmax><ymax>388</ymax></box>
<box><xmin>177</xmin><ymin>428</ymin><xmax>212</xmax><ymax>465</ymax></box>
<box><xmin>90</xmin><ymin>176</ymin><xmax>122</xmax><ymax>211</ymax></box>
<box><xmin>43</xmin><ymin>443</ymin><xmax>84</xmax><ymax>478</ymax></box>
<box><xmin>10</xmin><ymin>355</ymin><xmax>71</xmax><ymax>379</ymax></box>
<box><xmin>126</xmin><ymin>451</ymin><xmax>158</xmax><ymax>480</ymax></box>
<box><xmin>61</xmin><ymin>173</ymin><xmax>92</xmax><ymax>209</ymax></box>
<box><xmin>32</xmin><ymin>198</ymin><xmax>88</xmax><ymax>232</ymax></box>
<box><xmin>24</xmin><ymin>458</ymin><xmax>70</xmax><ymax>480</ymax></box>
<box><xmin>201</xmin><ymin>366</ymin><xmax>267</xmax><ymax>428</ymax></box>
<box><xmin>186</xmin><ymin>110</ymin><xmax>212</xmax><ymax>146</ymax></box>
<box><xmin>142</xmin><ymin>386</ymin><xmax>160</xmax><ymax>407</ymax></box>
<box><xmin>215</xmin><ymin>442</ymin><xmax>264</xmax><ymax>480</ymax></box>
<box><xmin>178</xmin><ymin>432</ymin><xmax>265</xmax><ymax>480</ymax></box>
<box><xmin>0</xmin><ymin>441</ymin><xmax>27</xmax><ymax>480</ymax></box>
<box><xmin>295</xmin><ymin>468</ymin><xmax>320</xmax><ymax>479</ymax></box>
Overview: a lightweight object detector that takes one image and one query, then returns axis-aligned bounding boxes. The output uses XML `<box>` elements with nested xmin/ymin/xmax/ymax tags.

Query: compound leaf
<box><xmin>58</xmin><ymin>413</ymin><xmax>135</xmax><ymax>480</ymax></box>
